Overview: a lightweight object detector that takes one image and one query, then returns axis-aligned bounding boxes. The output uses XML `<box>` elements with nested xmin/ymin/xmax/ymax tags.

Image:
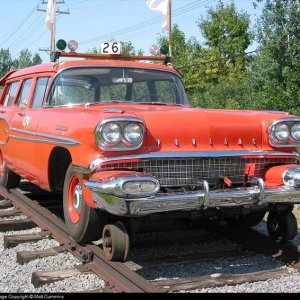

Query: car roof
<box><xmin>1</xmin><ymin>59</ymin><xmax>179</xmax><ymax>84</ymax></box>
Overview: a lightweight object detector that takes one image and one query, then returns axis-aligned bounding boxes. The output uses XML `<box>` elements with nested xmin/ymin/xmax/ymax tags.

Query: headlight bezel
<box><xmin>95</xmin><ymin>117</ymin><xmax>145</xmax><ymax>151</ymax></box>
<box><xmin>99</xmin><ymin>122</ymin><xmax>122</xmax><ymax>146</ymax></box>
<box><xmin>268</xmin><ymin>118</ymin><xmax>300</xmax><ymax>147</ymax></box>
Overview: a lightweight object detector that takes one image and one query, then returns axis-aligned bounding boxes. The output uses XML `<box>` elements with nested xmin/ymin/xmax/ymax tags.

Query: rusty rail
<box><xmin>0</xmin><ymin>186</ymin><xmax>160</xmax><ymax>293</ymax></box>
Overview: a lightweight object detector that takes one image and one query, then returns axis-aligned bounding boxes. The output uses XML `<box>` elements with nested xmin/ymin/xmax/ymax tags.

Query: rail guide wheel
<box><xmin>267</xmin><ymin>210</ymin><xmax>298</xmax><ymax>244</ymax></box>
<box><xmin>102</xmin><ymin>221</ymin><xmax>130</xmax><ymax>262</ymax></box>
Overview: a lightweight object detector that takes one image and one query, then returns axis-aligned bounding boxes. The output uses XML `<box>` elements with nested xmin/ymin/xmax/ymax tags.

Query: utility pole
<box><xmin>37</xmin><ymin>0</ymin><xmax>69</xmax><ymax>55</ymax></box>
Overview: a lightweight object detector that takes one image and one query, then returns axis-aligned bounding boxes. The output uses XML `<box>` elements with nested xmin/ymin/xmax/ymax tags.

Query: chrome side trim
<box><xmin>88</xmin><ymin>150</ymin><xmax>300</xmax><ymax>171</ymax></box>
<box><xmin>9</xmin><ymin>127</ymin><xmax>80</xmax><ymax>146</ymax></box>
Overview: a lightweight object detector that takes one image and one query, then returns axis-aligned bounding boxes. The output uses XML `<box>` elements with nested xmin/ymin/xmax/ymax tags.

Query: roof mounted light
<box><xmin>68</xmin><ymin>40</ymin><xmax>78</xmax><ymax>52</ymax></box>
<box><xmin>149</xmin><ymin>44</ymin><xmax>160</xmax><ymax>56</ymax></box>
<box><xmin>56</xmin><ymin>39</ymin><xmax>67</xmax><ymax>51</ymax></box>
<box><xmin>160</xmin><ymin>45</ymin><xmax>169</xmax><ymax>55</ymax></box>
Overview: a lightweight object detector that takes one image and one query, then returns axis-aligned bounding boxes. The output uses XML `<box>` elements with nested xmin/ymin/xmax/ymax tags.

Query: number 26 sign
<box><xmin>100</xmin><ymin>42</ymin><xmax>123</xmax><ymax>55</ymax></box>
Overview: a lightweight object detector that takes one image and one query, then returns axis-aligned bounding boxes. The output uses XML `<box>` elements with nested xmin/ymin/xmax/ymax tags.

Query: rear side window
<box><xmin>16</xmin><ymin>79</ymin><xmax>32</xmax><ymax>109</ymax></box>
<box><xmin>32</xmin><ymin>77</ymin><xmax>49</xmax><ymax>108</ymax></box>
<box><xmin>4</xmin><ymin>81</ymin><xmax>20</xmax><ymax>107</ymax></box>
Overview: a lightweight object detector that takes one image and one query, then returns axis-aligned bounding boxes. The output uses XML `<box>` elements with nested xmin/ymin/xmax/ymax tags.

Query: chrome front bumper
<box><xmin>85</xmin><ymin>178</ymin><xmax>300</xmax><ymax>217</ymax></box>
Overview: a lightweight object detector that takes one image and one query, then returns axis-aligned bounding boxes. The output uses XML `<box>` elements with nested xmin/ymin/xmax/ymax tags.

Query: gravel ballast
<box><xmin>0</xmin><ymin>226</ymin><xmax>105</xmax><ymax>293</ymax></box>
<box><xmin>0</xmin><ymin>215</ymin><xmax>299</xmax><ymax>293</ymax></box>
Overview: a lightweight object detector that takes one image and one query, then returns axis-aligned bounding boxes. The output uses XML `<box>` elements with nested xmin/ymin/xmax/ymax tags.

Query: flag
<box><xmin>146</xmin><ymin>0</ymin><xmax>169</xmax><ymax>31</ymax></box>
<box><xmin>45</xmin><ymin>0</ymin><xmax>56</xmax><ymax>31</ymax></box>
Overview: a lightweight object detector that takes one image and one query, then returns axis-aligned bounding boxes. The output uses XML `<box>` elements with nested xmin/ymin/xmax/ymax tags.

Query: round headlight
<box><xmin>123</xmin><ymin>123</ymin><xmax>143</xmax><ymax>145</ymax></box>
<box><xmin>101</xmin><ymin>122</ymin><xmax>122</xmax><ymax>145</ymax></box>
<box><xmin>291</xmin><ymin>123</ymin><xmax>300</xmax><ymax>141</ymax></box>
<box><xmin>273</xmin><ymin>123</ymin><xmax>290</xmax><ymax>141</ymax></box>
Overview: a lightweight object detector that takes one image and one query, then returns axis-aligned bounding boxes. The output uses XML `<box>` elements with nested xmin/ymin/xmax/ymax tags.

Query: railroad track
<box><xmin>0</xmin><ymin>183</ymin><xmax>299</xmax><ymax>293</ymax></box>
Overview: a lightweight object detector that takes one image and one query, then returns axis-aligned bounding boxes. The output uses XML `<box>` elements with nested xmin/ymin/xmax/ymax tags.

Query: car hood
<box><xmin>98</xmin><ymin>104</ymin><xmax>291</xmax><ymax>152</ymax></box>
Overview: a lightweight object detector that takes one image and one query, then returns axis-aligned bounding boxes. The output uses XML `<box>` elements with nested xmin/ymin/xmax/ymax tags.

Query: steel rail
<box><xmin>0</xmin><ymin>186</ymin><xmax>160</xmax><ymax>293</ymax></box>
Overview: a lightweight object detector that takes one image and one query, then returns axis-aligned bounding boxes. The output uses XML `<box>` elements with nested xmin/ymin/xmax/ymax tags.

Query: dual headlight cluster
<box><xmin>95</xmin><ymin>117</ymin><xmax>145</xmax><ymax>151</ymax></box>
<box><xmin>269</xmin><ymin>118</ymin><xmax>300</xmax><ymax>147</ymax></box>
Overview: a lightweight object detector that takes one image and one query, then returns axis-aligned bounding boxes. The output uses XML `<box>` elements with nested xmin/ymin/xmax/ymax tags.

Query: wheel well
<box><xmin>49</xmin><ymin>147</ymin><xmax>72</xmax><ymax>192</ymax></box>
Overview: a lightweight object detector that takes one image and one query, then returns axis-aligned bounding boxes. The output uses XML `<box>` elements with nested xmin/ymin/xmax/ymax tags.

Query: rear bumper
<box><xmin>85</xmin><ymin>178</ymin><xmax>300</xmax><ymax>217</ymax></box>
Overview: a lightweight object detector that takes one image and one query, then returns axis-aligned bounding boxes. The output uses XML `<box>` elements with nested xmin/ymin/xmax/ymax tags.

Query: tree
<box><xmin>191</xmin><ymin>1</ymin><xmax>253</xmax><ymax>108</ymax></box>
<box><xmin>0</xmin><ymin>49</ymin><xmax>13</xmax><ymax>78</ymax></box>
<box><xmin>197</xmin><ymin>1</ymin><xmax>252</xmax><ymax>78</ymax></box>
<box><xmin>14</xmin><ymin>49</ymin><xmax>33</xmax><ymax>69</ymax></box>
<box><xmin>250</xmin><ymin>0</ymin><xmax>300</xmax><ymax>114</ymax></box>
<box><xmin>158</xmin><ymin>24</ymin><xmax>203</xmax><ymax>103</ymax></box>
<box><xmin>32</xmin><ymin>53</ymin><xmax>42</xmax><ymax>66</ymax></box>
<box><xmin>122</xmin><ymin>41</ymin><xmax>143</xmax><ymax>56</ymax></box>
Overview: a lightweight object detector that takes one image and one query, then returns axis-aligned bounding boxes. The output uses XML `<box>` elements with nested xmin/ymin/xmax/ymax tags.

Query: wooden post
<box><xmin>50</xmin><ymin>0</ymin><xmax>56</xmax><ymax>52</ymax></box>
<box><xmin>168</xmin><ymin>0</ymin><xmax>172</xmax><ymax>57</ymax></box>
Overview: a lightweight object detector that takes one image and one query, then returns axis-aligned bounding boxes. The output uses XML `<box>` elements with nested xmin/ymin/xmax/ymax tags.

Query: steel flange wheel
<box><xmin>102</xmin><ymin>221</ymin><xmax>130</xmax><ymax>262</ymax></box>
<box><xmin>267</xmin><ymin>210</ymin><xmax>298</xmax><ymax>244</ymax></box>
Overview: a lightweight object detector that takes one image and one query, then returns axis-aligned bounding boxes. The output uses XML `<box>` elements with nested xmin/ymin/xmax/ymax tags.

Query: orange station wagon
<box><xmin>1</xmin><ymin>50</ymin><xmax>300</xmax><ymax>261</ymax></box>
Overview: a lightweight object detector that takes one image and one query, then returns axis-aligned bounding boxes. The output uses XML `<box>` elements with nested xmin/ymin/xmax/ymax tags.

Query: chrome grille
<box><xmin>101</xmin><ymin>157</ymin><xmax>298</xmax><ymax>187</ymax></box>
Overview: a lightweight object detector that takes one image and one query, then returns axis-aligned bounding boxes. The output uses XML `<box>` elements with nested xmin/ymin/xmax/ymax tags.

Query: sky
<box><xmin>0</xmin><ymin>0</ymin><xmax>263</xmax><ymax>63</ymax></box>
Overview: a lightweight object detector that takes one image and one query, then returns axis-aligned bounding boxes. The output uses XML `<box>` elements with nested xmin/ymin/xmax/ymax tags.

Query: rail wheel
<box><xmin>0</xmin><ymin>152</ymin><xmax>20</xmax><ymax>189</ymax></box>
<box><xmin>102</xmin><ymin>221</ymin><xmax>130</xmax><ymax>262</ymax></box>
<box><xmin>63</xmin><ymin>164</ymin><xmax>106</xmax><ymax>243</ymax></box>
<box><xmin>267</xmin><ymin>210</ymin><xmax>298</xmax><ymax>244</ymax></box>
<box><xmin>227</xmin><ymin>211</ymin><xmax>266</xmax><ymax>228</ymax></box>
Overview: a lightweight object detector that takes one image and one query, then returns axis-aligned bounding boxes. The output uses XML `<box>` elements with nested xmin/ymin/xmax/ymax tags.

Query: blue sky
<box><xmin>0</xmin><ymin>0</ymin><xmax>263</xmax><ymax>62</ymax></box>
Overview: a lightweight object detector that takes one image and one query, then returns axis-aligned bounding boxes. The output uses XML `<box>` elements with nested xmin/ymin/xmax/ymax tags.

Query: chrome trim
<box><xmin>283</xmin><ymin>166</ymin><xmax>300</xmax><ymax>187</ymax></box>
<box><xmin>95</xmin><ymin>117</ymin><xmax>145</xmax><ymax>152</ymax></box>
<box><xmin>103</xmin><ymin>108</ymin><xmax>125</xmax><ymax>113</ymax></box>
<box><xmin>9</xmin><ymin>128</ymin><xmax>80</xmax><ymax>146</ymax></box>
<box><xmin>268</xmin><ymin>118</ymin><xmax>300</xmax><ymax>147</ymax></box>
<box><xmin>88</xmin><ymin>150</ymin><xmax>300</xmax><ymax>171</ymax></box>
<box><xmin>85</xmin><ymin>174</ymin><xmax>160</xmax><ymax>198</ymax></box>
<box><xmin>99</xmin><ymin>117</ymin><xmax>144</xmax><ymax>125</ymax></box>
<box><xmin>86</xmin><ymin>177</ymin><xmax>300</xmax><ymax>216</ymax></box>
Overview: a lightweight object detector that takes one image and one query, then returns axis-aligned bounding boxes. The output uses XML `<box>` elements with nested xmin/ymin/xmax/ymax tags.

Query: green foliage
<box><xmin>198</xmin><ymin>1</ymin><xmax>252</xmax><ymax>62</ymax></box>
<box><xmin>0</xmin><ymin>48</ymin><xmax>42</xmax><ymax>78</ymax></box>
<box><xmin>250</xmin><ymin>0</ymin><xmax>300</xmax><ymax>115</ymax></box>
<box><xmin>0</xmin><ymin>49</ymin><xmax>13</xmax><ymax>78</ymax></box>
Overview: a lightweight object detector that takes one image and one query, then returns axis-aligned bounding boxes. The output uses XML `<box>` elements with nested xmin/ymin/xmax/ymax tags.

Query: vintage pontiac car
<box><xmin>0</xmin><ymin>47</ymin><xmax>300</xmax><ymax>261</ymax></box>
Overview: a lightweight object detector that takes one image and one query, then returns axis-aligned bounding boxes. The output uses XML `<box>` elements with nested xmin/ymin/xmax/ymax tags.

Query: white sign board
<box><xmin>100</xmin><ymin>42</ymin><xmax>123</xmax><ymax>55</ymax></box>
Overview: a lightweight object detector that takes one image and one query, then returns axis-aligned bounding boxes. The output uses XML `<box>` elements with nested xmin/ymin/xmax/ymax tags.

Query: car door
<box><xmin>9</xmin><ymin>77</ymin><xmax>52</xmax><ymax>182</ymax></box>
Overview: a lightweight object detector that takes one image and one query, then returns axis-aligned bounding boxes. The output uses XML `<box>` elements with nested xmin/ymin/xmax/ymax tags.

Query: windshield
<box><xmin>45</xmin><ymin>67</ymin><xmax>188</xmax><ymax>106</ymax></box>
